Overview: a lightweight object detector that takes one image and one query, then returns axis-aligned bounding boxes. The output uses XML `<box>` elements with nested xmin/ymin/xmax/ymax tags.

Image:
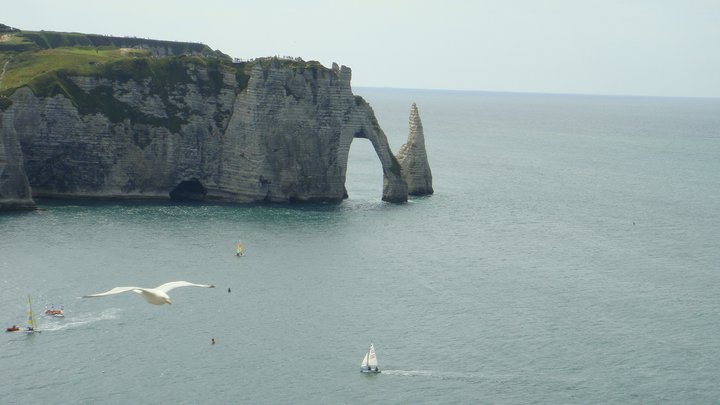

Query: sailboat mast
<box><xmin>368</xmin><ymin>343</ymin><xmax>373</xmax><ymax>370</ymax></box>
<box><xmin>27</xmin><ymin>295</ymin><xmax>35</xmax><ymax>330</ymax></box>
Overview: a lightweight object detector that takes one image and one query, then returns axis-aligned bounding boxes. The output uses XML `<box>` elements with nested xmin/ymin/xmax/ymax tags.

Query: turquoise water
<box><xmin>2</xmin><ymin>89</ymin><xmax>719</xmax><ymax>403</ymax></box>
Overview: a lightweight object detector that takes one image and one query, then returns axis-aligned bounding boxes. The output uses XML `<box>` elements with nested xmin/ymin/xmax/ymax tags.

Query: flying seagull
<box><xmin>82</xmin><ymin>281</ymin><xmax>215</xmax><ymax>305</ymax></box>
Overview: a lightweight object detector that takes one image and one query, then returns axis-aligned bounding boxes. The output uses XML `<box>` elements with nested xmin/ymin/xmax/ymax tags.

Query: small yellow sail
<box><xmin>236</xmin><ymin>241</ymin><xmax>244</xmax><ymax>256</ymax></box>
<box><xmin>26</xmin><ymin>295</ymin><xmax>36</xmax><ymax>331</ymax></box>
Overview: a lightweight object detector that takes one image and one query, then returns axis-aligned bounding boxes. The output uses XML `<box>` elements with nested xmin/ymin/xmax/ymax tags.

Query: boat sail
<box><xmin>24</xmin><ymin>295</ymin><xmax>40</xmax><ymax>334</ymax></box>
<box><xmin>360</xmin><ymin>343</ymin><xmax>380</xmax><ymax>373</ymax></box>
<box><xmin>236</xmin><ymin>240</ymin><xmax>244</xmax><ymax>257</ymax></box>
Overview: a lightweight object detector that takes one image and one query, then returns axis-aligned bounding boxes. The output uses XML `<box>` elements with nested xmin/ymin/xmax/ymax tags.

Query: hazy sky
<box><xmin>4</xmin><ymin>0</ymin><xmax>720</xmax><ymax>97</ymax></box>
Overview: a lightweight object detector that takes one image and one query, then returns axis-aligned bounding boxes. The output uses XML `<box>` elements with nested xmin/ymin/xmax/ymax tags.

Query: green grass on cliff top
<box><xmin>0</xmin><ymin>47</ymin><xmax>150</xmax><ymax>93</ymax></box>
<box><xmin>0</xmin><ymin>28</ymin><xmax>230</xmax><ymax>95</ymax></box>
<box><xmin>0</xmin><ymin>28</ymin><xmax>333</xmax><ymax>100</ymax></box>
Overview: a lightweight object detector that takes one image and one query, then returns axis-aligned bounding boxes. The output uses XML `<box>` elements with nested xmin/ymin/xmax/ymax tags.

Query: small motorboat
<box><xmin>45</xmin><ymin>305</ymin><xmax>64</xmax><ymax>317</ymax></box>
<box><xmin>6</xmin><ymin>325</ymin><xmax>20</xmax><ymax>332</ymax></box>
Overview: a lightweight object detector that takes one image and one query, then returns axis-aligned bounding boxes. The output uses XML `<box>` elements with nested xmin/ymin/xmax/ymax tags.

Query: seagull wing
<box><xmin>155</xmin><ymin>281</ymin><xmax>215</xmax><ymax>293</ymax></box>
<box><xmin>82</xmin><ymin>286</ymin><xmax>141</xmax><ymax>298</ymax></box>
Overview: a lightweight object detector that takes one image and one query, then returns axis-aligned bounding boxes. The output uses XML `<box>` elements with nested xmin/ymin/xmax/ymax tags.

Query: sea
<box><xmin>1</xmin><ymin>88</ymin><xmax>719</xmax><ymax>404</ymax></box>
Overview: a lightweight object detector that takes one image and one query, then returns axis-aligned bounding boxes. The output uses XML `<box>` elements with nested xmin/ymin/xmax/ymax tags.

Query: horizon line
<box><xmin>352</xmin><ymin>86</ymin><xmax>720</xmax><ymax>101</ymax></box>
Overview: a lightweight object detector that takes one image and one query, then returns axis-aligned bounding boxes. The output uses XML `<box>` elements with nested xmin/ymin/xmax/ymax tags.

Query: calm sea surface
<box><xmin>2</xmin><ymin>88</ymin><xmax>719</xmax><ymax>404</ymax></box>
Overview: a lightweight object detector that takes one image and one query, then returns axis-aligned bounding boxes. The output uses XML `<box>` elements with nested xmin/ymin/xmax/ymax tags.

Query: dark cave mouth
<box><xmin>169</xmin><ymin>179</ymin><xmax>207</xmax><ymax>201</ymax></box>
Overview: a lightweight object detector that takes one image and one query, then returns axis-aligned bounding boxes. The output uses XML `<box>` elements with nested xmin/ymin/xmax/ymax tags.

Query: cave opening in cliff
<box><xmin>169</xmin><ymin>179</ymin><xmax>207</xmax><ymax>201</ymax></box>
<box><xmin>345</xmin><ymin>139</ymin><xmax>383</xmax><ymax>200</ymax></box>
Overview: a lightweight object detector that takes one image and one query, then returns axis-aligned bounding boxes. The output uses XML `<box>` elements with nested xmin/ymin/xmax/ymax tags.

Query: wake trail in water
<box><xmin>39</xmin><ymin>308</ymin><xmax>121</xmax><ymax>331</ymax></box>
<box><xmin>381</xmin><ymin>369</ymin><xmax>433</xmax><ymax>377</ymax></box>
<box><xmin>381</xmin><ymin>369</ymin><xmax>484</xmax><ymax>383</ymax></box>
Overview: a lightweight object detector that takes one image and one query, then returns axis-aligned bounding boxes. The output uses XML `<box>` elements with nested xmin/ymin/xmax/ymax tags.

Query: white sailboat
<box><xmin>360</xmin><ymin>343</ymin><xmax>380</xmax><ymax>373</ymax></box>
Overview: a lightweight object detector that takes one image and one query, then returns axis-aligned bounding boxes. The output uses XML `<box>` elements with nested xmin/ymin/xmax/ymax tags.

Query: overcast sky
<box><xmin>4</xmin><ymin>0</ymin><xmax>720</xmax><ymax>98</ymax></box>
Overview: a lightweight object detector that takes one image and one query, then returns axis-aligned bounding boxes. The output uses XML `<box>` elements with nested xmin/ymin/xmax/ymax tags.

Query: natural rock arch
<box><xmin>344</xmin><ymin>97</ymin><xmax>407</xmax><ymax>203</ymax></box>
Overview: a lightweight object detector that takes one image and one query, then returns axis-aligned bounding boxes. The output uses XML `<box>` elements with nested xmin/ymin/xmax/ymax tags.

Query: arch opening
<box><xmin>345</xmin><ymin>138</ymin><xmax>383</xmax><ymax>201</ymax></box>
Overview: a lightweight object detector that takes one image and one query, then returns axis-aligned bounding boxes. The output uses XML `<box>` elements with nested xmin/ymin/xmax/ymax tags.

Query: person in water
<box><xmin>211</xmin><ymin>337</ymin><xmax>216</xmax><ymax>345</ymax></box>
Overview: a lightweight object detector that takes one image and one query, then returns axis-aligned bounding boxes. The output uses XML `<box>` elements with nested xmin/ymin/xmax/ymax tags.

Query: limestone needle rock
<box><xmin>397</xmin><ymin>103</ymin><xmax>433</xmax><ymax>196</ymax></box>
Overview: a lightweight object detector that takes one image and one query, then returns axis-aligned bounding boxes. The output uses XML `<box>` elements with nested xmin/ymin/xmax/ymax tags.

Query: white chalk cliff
<box><xmin>0</xmin><ymin>56</ymin><xmax>432</xmax><ymax>209</ymax></box>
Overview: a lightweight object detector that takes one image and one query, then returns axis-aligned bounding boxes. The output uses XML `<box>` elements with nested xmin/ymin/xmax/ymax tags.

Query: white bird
<box><xmin>82</xmin><ymin>281</ymin><xmax>215</xmax><ymax>305</ymax></box>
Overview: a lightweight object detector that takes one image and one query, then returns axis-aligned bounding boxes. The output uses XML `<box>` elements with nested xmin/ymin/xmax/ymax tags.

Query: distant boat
<box><xmin>45</xmin><ymin>304</ymin><xmax>64</xmax><ymax>317</ymax></box>
<box><xmin>7</xmin><ymin>295</ymin><xmax>40</xmax><ymax>333</ymax></box>
<box><xmin>360</xmin><ymin>343</ymin><xmax>381</xmax><ymax>373</ymax></box>
<box><xmin>236</xmin><ymin>240</ymin><xmax>244</xmax><ymax>257</ymax></box>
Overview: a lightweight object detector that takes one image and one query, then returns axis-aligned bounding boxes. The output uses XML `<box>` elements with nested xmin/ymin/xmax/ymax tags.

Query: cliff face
<box><xmin>0</xmin><ymin>57</ymin><xmax>416</xmax><ymax>207</ymax></box>
<box><xmin>0</xmin><ymin>106</ymin><xmax>34</xmax><ymax>209</ymax></box>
